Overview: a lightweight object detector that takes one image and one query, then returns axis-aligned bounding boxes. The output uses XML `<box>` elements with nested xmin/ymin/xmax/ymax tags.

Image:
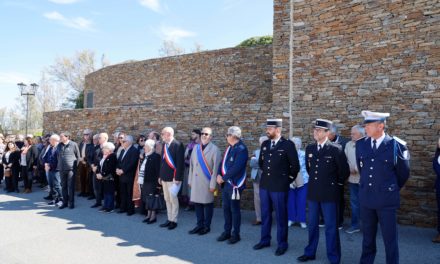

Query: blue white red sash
<box><xmin>196</xmin><ymin>144</ymin><xmax>212</xmax><ymax>181</ymax></box>
<box><xmin>163</xmin><ymin>143</ymin><xmax>176</xmax><ymax>179</ymax></box>
<box><xmin>221</xmin><ymin>146</ymin><xmax>246</xmax><ymax>200</ymax></box>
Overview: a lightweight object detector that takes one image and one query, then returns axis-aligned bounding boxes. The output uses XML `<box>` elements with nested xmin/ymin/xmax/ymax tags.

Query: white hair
<box><xmin>144</xmin><ymin>139</ymin><xmax>155</xmax><ymax>150</ymax></box>
<box><xmin>352</xmin><ymin>125</ymin><xmax>366</xmax><ymax>137</ymax></box>
<box><xmin>228</xmin><ymin>126</ymin><xmax>242</xmax><ymax>139</ymax></box>
<box><xmin>162</xmin><ymin>127</ymin><xmax>174</xmax><ymax>136</ymax></box>
<box><xmin>50</xmin><ymin>134</ymin><xmax>60</xmax><ymax>142</ymax></box>
<box><xmin>124</xmin><ymin>135</ymin><xmax>134</xmax><ymax>144</ymax></box>
<box><xmin>102</xmin><ymin>142</ymin><xmax>116</xmax><ymax>152</ymax></box>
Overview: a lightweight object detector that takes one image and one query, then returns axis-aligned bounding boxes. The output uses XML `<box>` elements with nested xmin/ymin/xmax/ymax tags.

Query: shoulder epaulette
<box><xmin>392</xmin><ymin>136</ymin><xmax>407</xmax><ymax>146</ymax></box>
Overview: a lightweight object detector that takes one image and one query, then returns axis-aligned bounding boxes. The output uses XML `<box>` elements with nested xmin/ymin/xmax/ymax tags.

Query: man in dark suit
<box><xmin>253</xmin><ymin>119</ymin><xmax>300</xmax><ymax>256</ymax></box>
<box><xmin>116</xmin><ymin>135</ymin><xmax>139</xmax><ymax>216</ymax></box>
<box><xmin>159</xmin><ymin>127</ymin><xmax>185</xmax><ymax>230</ymax></box>
<box><xmin>78</xmin><ymin>129</ymin><xmax>93</xmax><ymax>197</ymax></box>
<box><xmin>297</xmin><ymin>119</ymin><xmax>349</xmax><ymax>264</ymax></box>
<box><xmin>356</xmin><ymin>111</ymin><xmax>410</xmax><ymax>264</ymax></box>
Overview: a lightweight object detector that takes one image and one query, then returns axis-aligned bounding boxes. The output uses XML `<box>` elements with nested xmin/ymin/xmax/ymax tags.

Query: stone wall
<box><xmin>85</xmin><ymin>46</ymin><xmax>273</xmax><ymax>108</ymax></box>
<box><xmin>272</xmin><ymin>0</ymin><xmax>440</xmax><ymax>227</ymax></box>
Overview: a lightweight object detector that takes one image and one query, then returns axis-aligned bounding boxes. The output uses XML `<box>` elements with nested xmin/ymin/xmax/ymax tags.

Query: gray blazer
<box><xmin>188</xmin><ymin>142</ymin><xmax>221</xmax><ymax>204</ymax></box>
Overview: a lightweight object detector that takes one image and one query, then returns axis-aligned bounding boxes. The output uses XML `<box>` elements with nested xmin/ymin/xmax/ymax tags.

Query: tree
<box><xmin>158</xmin><ymin>40</ymin><xmax>186</xmax><ymax>57</ymax></box>
<box><xmin>45</xmin><ymin>50</ymin><xmax>110</xmax><ymax>109</ymax></box>
<box><xmin>236</xmin><ymin>35</ymin><xmax>273</xmax><ymax>47</ymax></box>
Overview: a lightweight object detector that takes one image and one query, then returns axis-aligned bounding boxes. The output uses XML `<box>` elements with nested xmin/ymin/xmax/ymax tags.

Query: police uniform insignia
<box><xmin>230</xmin><ymin>157</ymin><xmax>234</xmax><ymax>162</ymax></box>
<box><xmin>403</xmin><ymin>150</ymin><xmax>409</xmax><ymax>160</ymax></box>
<box><xmin>263</xmin><ymin>147</ymin><xmax>267</xmax><ymax>151</ymax></box>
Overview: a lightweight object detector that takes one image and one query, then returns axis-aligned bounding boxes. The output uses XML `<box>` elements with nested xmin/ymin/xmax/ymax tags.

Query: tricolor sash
<box><xmin>221</xmin><ymin>146</ymin><xmax>246</xmax><ymax>200</ymax></box>
<box><xmin>196</xmin><ymin>144</ymin><xmax>212</xmax><ymax>181</ymax></box>
<box><xmin>163</xmin><ymin>143</ymin><xmax>176</xmax><ymax>179</ymax></box>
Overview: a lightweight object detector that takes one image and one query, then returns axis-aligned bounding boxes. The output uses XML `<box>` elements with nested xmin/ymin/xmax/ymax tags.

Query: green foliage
<box><xmin>236</xmin><ymin>35</ymin><xmax>273</xmax><ymax>47</ymax></box>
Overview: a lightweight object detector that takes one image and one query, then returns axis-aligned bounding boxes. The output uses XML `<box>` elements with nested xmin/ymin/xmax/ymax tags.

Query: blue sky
<box><xmin>0</xmin><ymin>0</ymin><xmax>273</xmax><ymax>109</ymax></box>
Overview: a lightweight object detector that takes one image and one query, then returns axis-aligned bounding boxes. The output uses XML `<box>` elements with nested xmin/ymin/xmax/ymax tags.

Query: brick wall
<box><xmin>272</xmin><ymin>0</ymin><xmax>440</xmax><ymax>227</ymax></box>
<box><xmin>85</xmin><ymin>46</ymin><xmax>273</xmax><ymax>108</ymax></box>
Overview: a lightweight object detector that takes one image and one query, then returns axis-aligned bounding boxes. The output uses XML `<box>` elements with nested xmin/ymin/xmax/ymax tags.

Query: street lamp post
<box><xmin>17</xmin><ymin>82</ymin><xmax>38</xmax><ymax>136</ymax></box>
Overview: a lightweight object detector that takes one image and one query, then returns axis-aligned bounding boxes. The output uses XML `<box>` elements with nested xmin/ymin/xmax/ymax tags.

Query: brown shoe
<box><xmin>432</xmin><ymin>234</ymin><xmax>440</xmax><ymax>243</ymax></box>
<box><xmin>252</xmin><ymin>220</ymin><xmax>262</xmax><ymax>226</ymax></box>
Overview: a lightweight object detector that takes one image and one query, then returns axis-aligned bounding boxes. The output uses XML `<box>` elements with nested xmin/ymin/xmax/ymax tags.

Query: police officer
<box><xmin>216</xmin><ymin>126</ymin><xmax>248</xmax><ymax>244</ymax></box>
<box><xmin>356</xmin><ymin>111</ymin><xmax>410</xmax><ymax>264</ymax></box>
<box><xmin>297</xmin><ymin>119</ymin><xmax>349</xmax><ymax>264</ymax></box>
<box><xmin>253</xmin><ymin>118</ymin><xmax>300</xmax><ymax>256</ymax></box>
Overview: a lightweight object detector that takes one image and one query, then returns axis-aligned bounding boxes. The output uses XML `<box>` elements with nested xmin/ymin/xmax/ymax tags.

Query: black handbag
<box><xmin>147</xmin><ymin>193</ymin><xmax>166</xmax><ymax>211</ymax></box>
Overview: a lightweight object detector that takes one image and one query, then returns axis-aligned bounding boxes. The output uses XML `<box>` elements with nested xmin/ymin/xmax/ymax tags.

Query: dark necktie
<box><xmin>372</xmin><ymin>139</ymin><xmax>377</xmax><ymax>153</ymax></box>
<box><xmin>271</xmin><ymin>141</ymin><xmax>275</xmax><ymax>149</ymax></box>
<box><xmin>318</xmin><ymin>144</ymin><xmax>322</xmax><ymax>153</ymax></box>
<box><xmin>119</xmin><ymin>149</ymin><xmax>125</xmax><ymax>162</ymax></box>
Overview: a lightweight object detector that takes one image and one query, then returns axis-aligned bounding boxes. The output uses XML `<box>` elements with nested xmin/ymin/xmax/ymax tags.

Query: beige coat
<box><xmin>188</xmin><ymin>142</ymin><xmax>221</xmax><ymax>204</ymax></box>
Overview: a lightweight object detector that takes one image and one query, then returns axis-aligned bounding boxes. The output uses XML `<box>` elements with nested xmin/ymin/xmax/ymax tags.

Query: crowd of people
<box><xmin>0</xmin><ymin>110</ymin><xmax>439</xmax><ymax>264</ymax></box>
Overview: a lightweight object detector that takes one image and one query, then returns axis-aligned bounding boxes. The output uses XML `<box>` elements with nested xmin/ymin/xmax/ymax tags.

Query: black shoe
<box><xmin>189</xmin><ymin>226</ymin><xmax>203</xmax><ymax>234</ymax></box>
<box><xmin>106</xmin><ymin>209</ymin><xmax>114</xmax><ymax>213</ymax></box>
<box><xmin>227</xmin><ymin>235</ymin><xmax>241</xmax><ymax>244</ymax></box>
<box><xmin>275</xmin><ymin>247</ymin><xmax>287</xmax><ymax>256</ymax></box>
<box><xmin>297</xmin><ymin>255</ymin><xmax>316</xmax><ymax>262</ymax></box>
<box><xmin>59</xmin><ymin>204</ymin><xmax>68</xmax><ymax>209</ymax></box>
<box><xmin>253</xmin><ymin>242</ymin><xmax>270</xmax><ymax>250</ymax></box>
<box><xmin>143</xmin><ymin>218</ymin><xmax>150</xmax><ymax>223</ymax></box>
<box><xmin>168</xmin><ymin>222</ymin><xmax>177</xmax><ymax>230</ymax></box>
<box><xmin>147</xmin><ymin>218</ymin><xmax>157</xmax><ymax>224</ymax></box>
<box><xmin>198</xmin><ymin>227</ymin><xmax>210</xmax><ymax>235</ymax></box>
<box><xmin>217</xmin><ymin>233</ymin><xmax>231</xmax><ymax>242</ymax></box>
<box><xmin>117</xmin><ymin>210</ymin><xmax>127</xmax><ymax>214</ymax></box>
<box><xmin>78</xmin><ymin>192</ymin><xmax>85</xmax><ymax>197</ymax></box>
<box><xmin>91</xmin><ymin>203</ymin><xmax>101</xmax><ymax>208</ymax></box>
<box><xmin>69</xmin><ymin>205</ymin><xmax>75</xmax><ymax>209</ymax></box>
<box><xmin>87</xmin><ymin>196</ymin><xmax>95</xmax><ymax>200</ymax></box>
<box><xmin>160</xmin><ymin>220</ymin><xmax>171</xmax><ymax>228</ymax></box>
<box><xmin>99</xmin><ymin>207</ymin><xmax>107</xmax><ymax>212</ymax></box>
<box><xmin>44</xmin><ymin>195</ymin><xmax>53</xmax><ymax>200</ymax></box>
<box><xmin>127</xmin><ymin>212</ymin><xmax>135</xmax><ymax>216</ymax></box>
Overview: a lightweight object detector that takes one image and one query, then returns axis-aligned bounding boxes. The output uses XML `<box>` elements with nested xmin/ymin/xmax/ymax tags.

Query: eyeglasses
<box><xmin>201</xmin><ymin>133</ymin><xmax>210</xmax><ymax>136</ymax></box>
<box><xmin>226</xmin><ymin>134</ymin><xmax>232</xmax><ymax>137</ymax></box>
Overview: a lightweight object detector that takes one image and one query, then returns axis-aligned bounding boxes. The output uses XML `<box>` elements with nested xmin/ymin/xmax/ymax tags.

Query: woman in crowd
<box><xmin>433</xmin><ymin>137</ymin><xmax>440</xmax><ymax>243</ymax></box>
<box><xmin>287</xmin><ymin>137</ymin><xmax>309</xmax><ymax>228</ymax></box>
<box><xmin>20</xmin><ymin>136</ymin><xmax>39</xmax><ymax>193</ymax></box>
<box><xmin>2</xmin><ymin>141</ymin><xmax>20</xmax><ymax>193</ymax></box>
<box><xmin>96</xmin><ymin>142</ymin><xmax>117</xmax><ymax>213</ymax></box>
<box><xmin>139</xmin><ymin>139</ymin><xmax>161</xmax><ymax>224</ymax></box>
<box><xmin>0</xmin><ymin>134</ymin><xmax>5</xmax><ymax>186</ymax></box>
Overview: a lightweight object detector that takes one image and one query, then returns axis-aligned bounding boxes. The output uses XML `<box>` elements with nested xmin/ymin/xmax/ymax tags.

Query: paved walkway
<box><xmin>0</xmin><ymin>188</ymin><xmax>439</xmax><ymax>264</ymax></box>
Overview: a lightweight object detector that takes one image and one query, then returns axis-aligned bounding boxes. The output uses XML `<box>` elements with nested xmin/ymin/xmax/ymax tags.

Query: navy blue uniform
<box><xmin>220</xmin><ymin>140</ymin><xmax>248</xmax><ymax>238</ymax></box>
<box><xmin>356</xmin><ymin>135</ymin><xmax>410</xmax><ymax>264</ymax></box>
<box><xmin>258</xmin><ymin>137</ymin><xmax>300</xmax><ymax>250</ymax></box>
<box><xmin>304</xmin><ymin>140</ymin><xmax>349</xmax><ymax>264</ymax></box>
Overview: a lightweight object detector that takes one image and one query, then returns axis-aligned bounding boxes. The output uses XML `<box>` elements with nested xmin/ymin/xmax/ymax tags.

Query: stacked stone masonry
<box><xmin>44</xmin><ymin>0</ymin><xmax>439</xmax><ymax>227</ymax></box>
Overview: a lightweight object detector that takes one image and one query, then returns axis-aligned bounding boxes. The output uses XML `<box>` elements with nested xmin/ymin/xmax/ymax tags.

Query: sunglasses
<box><xmin>201</xmin><ymin>133</ymin><xmax>210</xmax><ymax>136</ymax></box>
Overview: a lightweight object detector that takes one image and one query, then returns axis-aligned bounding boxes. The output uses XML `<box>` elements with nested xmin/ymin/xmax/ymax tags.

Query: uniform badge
<box><xmin>403</xmin><ymin>150</ymin><xmax>409</xmax><ymax>160</ymax></box>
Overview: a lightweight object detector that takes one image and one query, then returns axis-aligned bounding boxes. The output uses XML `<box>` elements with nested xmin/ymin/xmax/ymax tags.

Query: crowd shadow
<box><xmin>1</xmin><ymin>189</ymin><xmax>439</xmax><ymax>264</ymax></box>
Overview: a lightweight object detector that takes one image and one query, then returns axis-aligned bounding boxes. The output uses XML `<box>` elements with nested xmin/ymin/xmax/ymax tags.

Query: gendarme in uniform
<box><xmin>356</xmin><ymin>111</ymin><xmax>410</xmax><ymax>264</ymax></box>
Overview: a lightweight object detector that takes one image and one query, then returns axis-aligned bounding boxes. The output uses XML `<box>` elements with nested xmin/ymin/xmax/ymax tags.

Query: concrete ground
<box><xmin>0</xmin><ymin>187</ymin><xmax>439</xmax><ymax>264</ymax></box>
